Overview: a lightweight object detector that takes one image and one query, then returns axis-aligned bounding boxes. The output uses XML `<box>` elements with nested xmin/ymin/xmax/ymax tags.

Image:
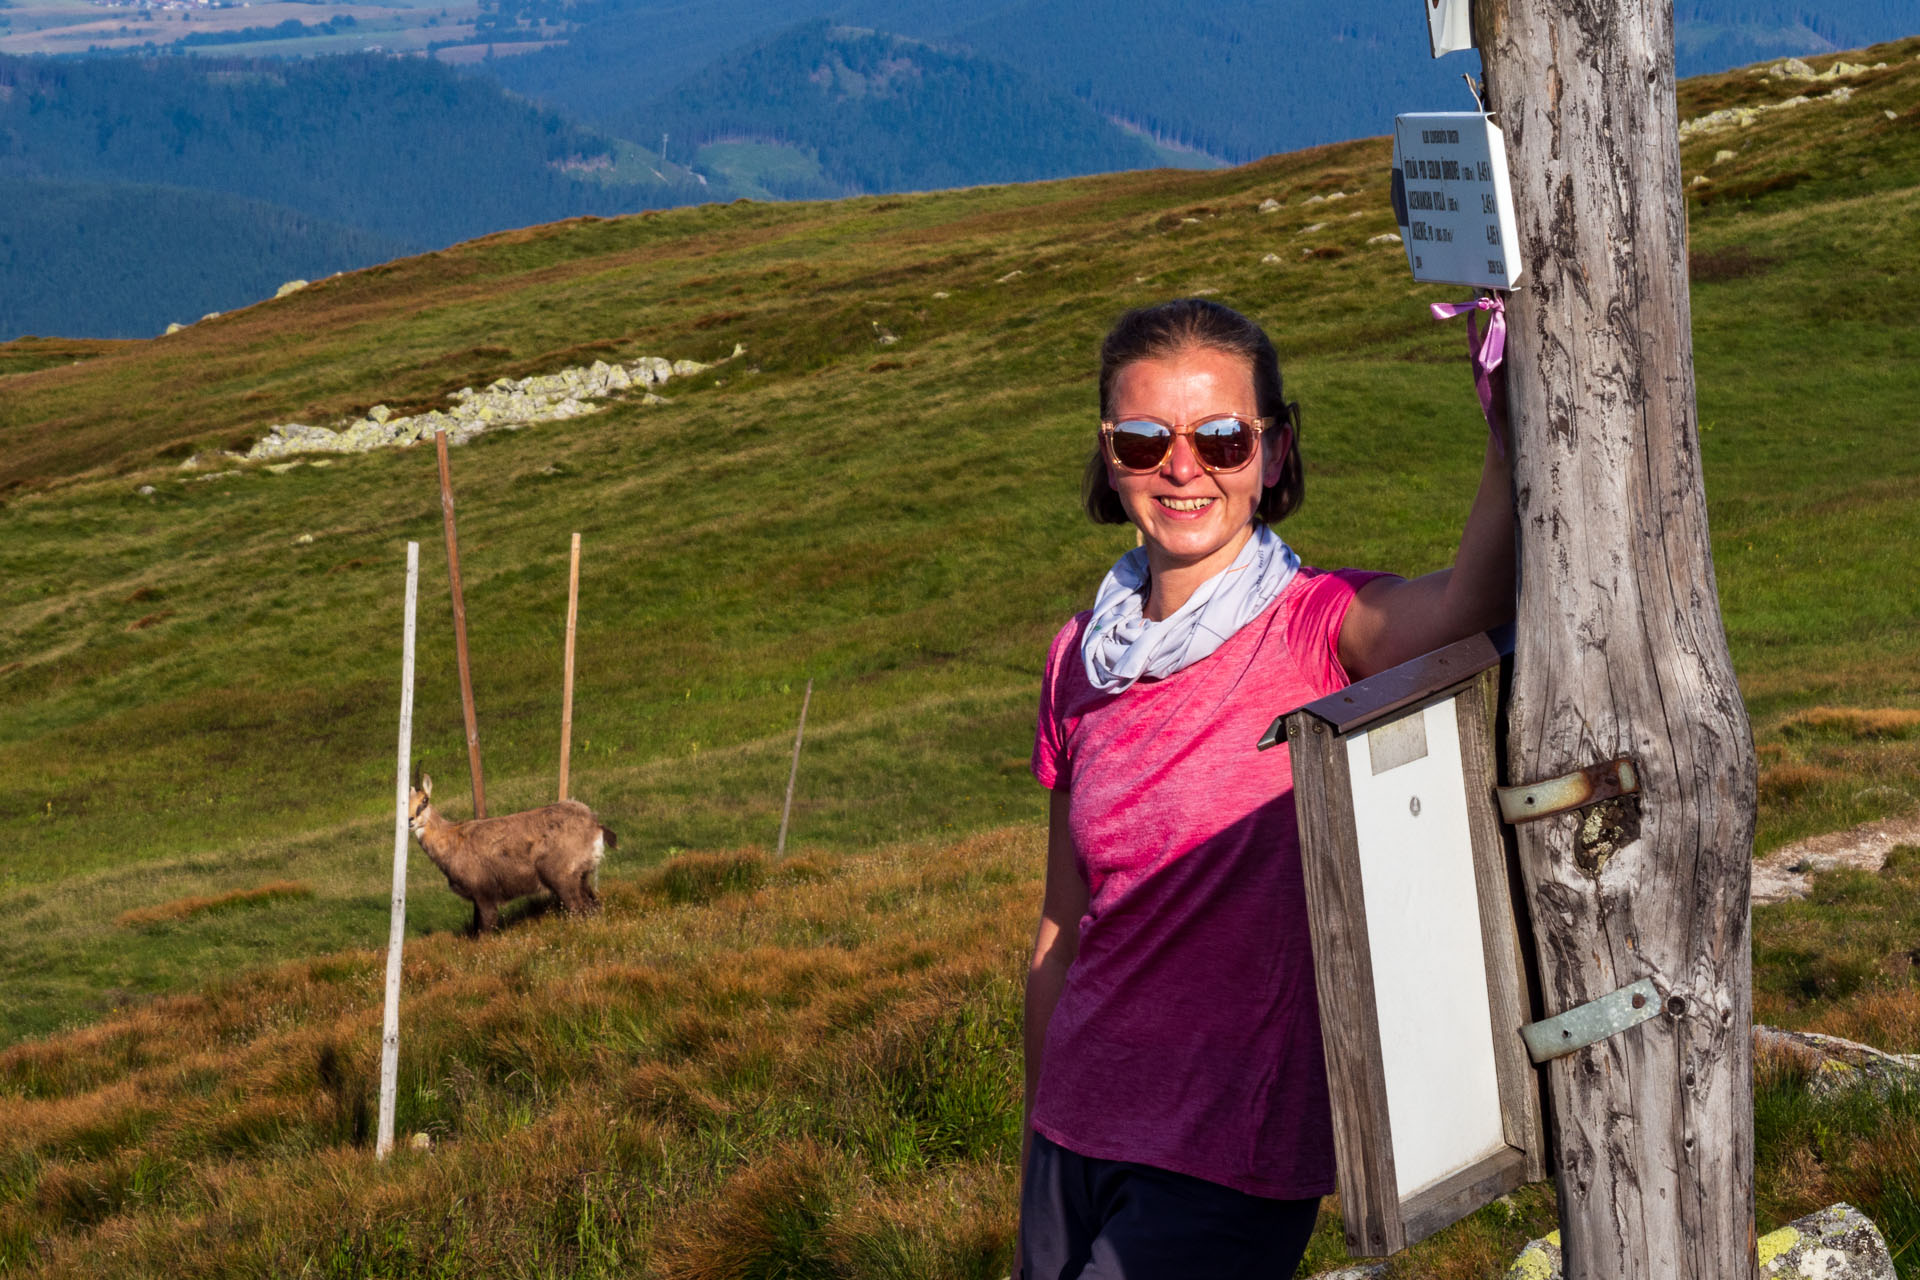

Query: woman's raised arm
<box><xmin>1336</xmin><ymin>433</ymin><xmax>1515</xmax><ymax>679</ymax></box>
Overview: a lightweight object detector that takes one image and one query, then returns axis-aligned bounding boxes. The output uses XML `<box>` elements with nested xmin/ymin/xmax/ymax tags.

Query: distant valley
<box><xmin>0</xmin><ymin>0</ymin><xmax>1915</xmax><ymax>337</ymax></box>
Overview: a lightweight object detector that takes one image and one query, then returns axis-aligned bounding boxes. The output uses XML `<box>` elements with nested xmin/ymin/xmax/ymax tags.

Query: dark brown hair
<box><xmin>1082</xmin><ymin>298</ymin><xmax>1305</xmax><ymax>525</ymax></box>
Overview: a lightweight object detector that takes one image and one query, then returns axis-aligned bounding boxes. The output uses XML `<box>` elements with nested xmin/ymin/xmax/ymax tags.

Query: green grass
<box><xmin>696</xmin><ymin>140</ymin><xmax>843</xmax><ymax>200</ymax></box>
<box><xmin>0</xmin><ymin>38</ymin><xmax>1917</xmax><ymax>1277</ymax></box>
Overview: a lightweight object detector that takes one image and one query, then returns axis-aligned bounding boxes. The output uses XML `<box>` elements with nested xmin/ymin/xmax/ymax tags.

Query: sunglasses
<box><xmin>1099</xmin><ymin>413</ymin><xmax>1277</xmax><ymax>474</ymax></box>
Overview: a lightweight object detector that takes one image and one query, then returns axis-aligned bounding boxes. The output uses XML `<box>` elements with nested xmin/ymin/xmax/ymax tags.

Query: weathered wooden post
<box><xmin>435</xmin><ymin>430</ymin><xmax>487</xmax><ymax>818</ymax></box>
<box><xmin>1475</xmin><ymin>1</ymin><xmax>1759</xmax><ymax>1274</ymax></box>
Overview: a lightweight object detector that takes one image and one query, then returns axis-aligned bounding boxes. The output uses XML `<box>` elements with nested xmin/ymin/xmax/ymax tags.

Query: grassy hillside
<box><xmin>0</xmin><ymin>39</ymin><xmax>1917</xmax><ymax>1277</ymax></box>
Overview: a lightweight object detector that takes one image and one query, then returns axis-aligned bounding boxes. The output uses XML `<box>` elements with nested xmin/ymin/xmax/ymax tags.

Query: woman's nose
<box><xmin>1162</xmin><ymin>432</ymin><xmax>1205</xmax><ymax>483</ymax></box>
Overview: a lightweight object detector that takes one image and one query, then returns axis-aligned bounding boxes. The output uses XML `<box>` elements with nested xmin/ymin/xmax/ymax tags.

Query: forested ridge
<box><xmin>482</xmin><ymin>0</ymin><xmax>1920</xmax><ymax>164</ymax></box>
<box><xmin>0</xmin><ymin>54</ymin><xmax>689</xmax><ymax>248</ymax></box>
<box><xmin>0</xmin><ymin>52</ymin><xmax>701</xmax><ymax>338</ymax></box>
<box><xmin>631</xmin><ymin>23</ymin><xmax>1163</xmax><ymax>197</ymax></box>
<box><xmin>2</xmin><ymin>0</ymin><xmax>1912</xmax><ymax>338</ymax></box>
<box><xmin>0</xmin><ymin>181</ymin><xmax>411</xmax><ymax>339</ymax></box>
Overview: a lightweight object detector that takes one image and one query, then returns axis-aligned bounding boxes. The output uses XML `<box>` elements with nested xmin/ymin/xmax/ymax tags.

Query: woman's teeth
<box><xmin>1158</xmin><ymin>497</ymin><xmax>1214</xmax><ymax>512</ymax></box>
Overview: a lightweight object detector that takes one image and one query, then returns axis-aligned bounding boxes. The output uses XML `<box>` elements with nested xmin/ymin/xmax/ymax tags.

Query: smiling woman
<box><xmin>1017</xmin><ymin>297</ymin><xmax>1515</xmax><ymax>1280</ymax></box>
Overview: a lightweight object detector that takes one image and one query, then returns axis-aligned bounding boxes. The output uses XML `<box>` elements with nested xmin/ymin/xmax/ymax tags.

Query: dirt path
<box><xmin>1752</xmin><ymin>813</ymin><xmax>1920</xmax><ymax>904</ymax></box>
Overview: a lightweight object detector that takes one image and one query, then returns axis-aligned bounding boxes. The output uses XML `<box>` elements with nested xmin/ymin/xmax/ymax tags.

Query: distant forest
<box><xmin>484</xmin><ymin>0</ymin><xmax>1920</xmax><ymax>164</ymax></box>
<box><xmin>0</xmin><ymin>53</ymin><xmax>701</xmax><ymax>337</ymax></box>
<box><xmin>635</xmin><ymin>22</ymin><xmax>1163</xmax><ymax>196</ymax></box>
<box><xmin>0</xmin><ymin>54</ymin><xmax>688</xmax><ymax>249</ymax></box>
<box><xmin>0</xmin><ymin>181</ymin><xmax>410</xmax><ymax>340</ymax></box>
<box><xmin>2</xmin><ymin>0</ymin><xmax>1914</xmax><ymax>338</ymax></box>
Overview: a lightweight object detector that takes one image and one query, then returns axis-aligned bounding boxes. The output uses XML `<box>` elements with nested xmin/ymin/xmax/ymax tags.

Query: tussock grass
<box><xmin>115</xmin><ymin>881</ymin><xmax>314</xmax><ymax>929</ymax></box>
<box><xmin>0</xmin><ymin>829</ymin><xmax>1031</xmax><ymax>1277</ymax></box>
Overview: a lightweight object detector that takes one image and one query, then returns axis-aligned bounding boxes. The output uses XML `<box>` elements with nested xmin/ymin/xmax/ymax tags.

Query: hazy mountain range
<box><xmin>1</xmin><ymin>0</ymin><xmax>1914</xmax><ymax>339</ymax></box>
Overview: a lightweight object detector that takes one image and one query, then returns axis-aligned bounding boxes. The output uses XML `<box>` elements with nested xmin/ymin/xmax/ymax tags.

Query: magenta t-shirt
<box><xmin>1029</xmin><ymin>565</ymin><xmax>1385</xmax><ymax>1199</ymax></box>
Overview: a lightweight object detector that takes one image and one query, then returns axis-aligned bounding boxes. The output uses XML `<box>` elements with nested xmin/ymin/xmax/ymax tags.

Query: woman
<box><xmin>1021</xmin><ymin>299</ymin><xmax>1514</xmax><ymax>1279</ymax></box>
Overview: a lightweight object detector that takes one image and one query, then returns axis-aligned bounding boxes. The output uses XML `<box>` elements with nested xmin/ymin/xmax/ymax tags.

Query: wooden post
<box><xmin>775</xmin><ymin>679</ymin><xmax>812</xmax><ymax>860</ymax></box>
<box><xmin>1474</xmin><ymin>1</ymin><xmax>1758</xmax><ymax>1275</ymax></box>
<box><xmin>377</xmin><ymin>541</ymin><xmax>419</xmax><ymax>1162</ymax></box>
<box><xmin>558</xmin><ymin>532</ymin><xmax>581</xmax><ymax>802</ymax></box>
<box><xmin>435</xmin><ymin>430</ymin><xmax>486</xmax><ymax>818</ymax></box>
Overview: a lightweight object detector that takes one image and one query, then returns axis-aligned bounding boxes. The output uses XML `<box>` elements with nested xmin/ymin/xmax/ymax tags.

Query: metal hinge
<box><xmin>1496</xmin><ymin>756</ymin><xmax>1638</xmax><ymax>825</ymax></box>
<box><xmin>1520</xmin><ymin>978</ymin><xmax>1662</xmax><ymax>1063</ymax></box>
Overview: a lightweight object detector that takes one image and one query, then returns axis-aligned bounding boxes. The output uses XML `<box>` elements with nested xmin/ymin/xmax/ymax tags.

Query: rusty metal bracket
<box><xmin>1520</xmin><ymin>978</ymin><xmax>1662</xmax><ymax>1063</ymax></box>
<box><xmin>1496</xmin><ymin>756</ymin><xmax>1638</xmax><ymax>825</ymax></box>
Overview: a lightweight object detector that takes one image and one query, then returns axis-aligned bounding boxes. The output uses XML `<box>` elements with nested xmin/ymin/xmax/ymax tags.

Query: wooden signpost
<box><xmin>1474</xmin><ymin>0</ymin><xmax>1760</xmax><ymax>1272</ymax></box>
<box><xmin>1274</xmin><ymin>634</ymin><xmax>1544</xmax><ymax>1255</ymax></box>
<box><xmin>1326</xmin><ymin>0</ymin><xmax>1761</xmax><ymax>1274</ymax></box>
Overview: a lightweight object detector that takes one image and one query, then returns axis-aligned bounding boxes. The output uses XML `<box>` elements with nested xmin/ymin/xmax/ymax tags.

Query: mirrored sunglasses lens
<box><xmin>1194</xmin><ymin>418</ymin><xmax>1255</xmax><ymax>469</ymax></box>
<box><xmin>1109</xmin><ymin>421</ymin><xmax>1171</xmax><ymax>470</ymax></box>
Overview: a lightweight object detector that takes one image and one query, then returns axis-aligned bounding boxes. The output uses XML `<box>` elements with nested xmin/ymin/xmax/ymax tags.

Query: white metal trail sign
<box><xmin>1425</xmin><ymin>0</ymin><xmax>1473</xmax><ymax>57</ymax></box>
<box><xmin>1390</xmin><ymin>113</ymin><xmax>1523</xmax><ymax>291</ymax></box>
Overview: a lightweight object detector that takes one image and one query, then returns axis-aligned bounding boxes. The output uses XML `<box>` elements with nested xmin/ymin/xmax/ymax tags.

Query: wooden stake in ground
<box><xmin>435</xmin><ymin>430</ymin><xmax>486</xmax><ymax>818</ymax></box>
<box><xmin>1475</xmin><ymin>0</ymin><xmax>1759</xmax><ymax>1274</ymax></box>
<box><xmin>776</xmin><ymin>679</ymin><xmax>812</xmax><ymax>859</ymax></box>
<box><xmin>377</xmin><ymin>540</ymin><xmax>420</xmax><ymax>1162</ymax></box>
<box><xmin>558</xmin><ymin>532</ymin><xmax>581</xmax><ymax>802</ymax></box>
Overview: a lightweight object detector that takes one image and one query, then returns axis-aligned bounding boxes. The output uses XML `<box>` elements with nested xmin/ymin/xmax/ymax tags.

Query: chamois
<box><xmin>407</xmin><ymin>774</ymin><xmax>615</xmax><ymax>934</ymax></box>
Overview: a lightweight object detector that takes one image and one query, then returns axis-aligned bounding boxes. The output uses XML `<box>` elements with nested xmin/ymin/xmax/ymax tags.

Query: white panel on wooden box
<box><xmin>1345</xmin><ymin>699</ymin><xmax>1506</xmax><ymax>1197</ymax></box>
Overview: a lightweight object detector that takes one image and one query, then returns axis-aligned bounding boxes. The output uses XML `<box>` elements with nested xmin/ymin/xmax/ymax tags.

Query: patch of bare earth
<box><xmin>1752</xmin><ymin>813</ymin><xmax>1920</xmax><ymax>904</ymax></box>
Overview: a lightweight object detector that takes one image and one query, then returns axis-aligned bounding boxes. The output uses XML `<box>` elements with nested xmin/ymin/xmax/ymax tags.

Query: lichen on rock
<box><xmin>1503</xmin><ymin>1206</ymin><xmax>1892</xmax><ymax>1279</ymax></box>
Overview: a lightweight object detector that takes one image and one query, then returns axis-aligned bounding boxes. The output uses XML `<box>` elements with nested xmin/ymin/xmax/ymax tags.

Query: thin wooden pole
<box><xmin>775</xmin><ymin>679</ymin><xmax>812</xmax><ymax>860</ymax></box>
<box><xmin>435</xmin><ymin>430</ymin><xmax>486</xmax><ymax>818</ymax></box>
<box><xmin>558</xmin><ymin>532</ymin><xmax>581</xmax><ymax>802</ymax></box>
<box><xmin>378</xmin><ymin>540</ymin><xmax>419</xmax><ymax>1162</ymax></box>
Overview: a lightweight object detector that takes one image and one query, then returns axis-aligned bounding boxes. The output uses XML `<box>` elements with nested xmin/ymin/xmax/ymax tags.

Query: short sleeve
<box><xmin>1031</xmin><ymin>614</ymin><xmax>1089</xmax><ymax>790</ymax></box>
<box><xmin>1288</xmin><ymin>568</ymin><xmax>1398</xmax><ymax>693</ymax></box>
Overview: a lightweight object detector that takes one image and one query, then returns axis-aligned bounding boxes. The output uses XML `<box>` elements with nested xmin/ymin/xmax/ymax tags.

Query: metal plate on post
<box><xmin>1520</xmin><ymin>978</ymin><xmax>1662</xmax><ymax>1063</ymax></box>
<box><xmin>1389</xmin><ymin>113</ymin><xmax>1523</xmax><ymax>291</ymax></box>
<box><xmin>1425</xmin><ymin>0</ymin><xmax>1473</xmax><ymax>57</ymax></box>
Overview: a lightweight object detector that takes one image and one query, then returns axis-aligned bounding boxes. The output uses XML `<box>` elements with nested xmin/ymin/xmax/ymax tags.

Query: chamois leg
<box><xmin>472</xmin><ymin>899</ymin><xmax>500</xmax><ymax>935</ymax></box>
<box><xmin>577</xmin><ymin>867</ymin><xmax>600</xmax><ymax>913</ymax></box>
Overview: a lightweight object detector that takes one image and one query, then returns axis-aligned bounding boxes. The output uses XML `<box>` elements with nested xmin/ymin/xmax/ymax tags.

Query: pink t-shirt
<box><xmin>1030</xmin><ymin>566</ymin><xmax>1385</xmax><ymax>1199</ymax></box>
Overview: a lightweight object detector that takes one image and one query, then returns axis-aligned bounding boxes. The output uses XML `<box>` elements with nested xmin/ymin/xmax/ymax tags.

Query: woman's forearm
<box><xmin>1339</xmin><ymin>432</ymin><xmax>1516</xmax><ymax>676</ymax></box>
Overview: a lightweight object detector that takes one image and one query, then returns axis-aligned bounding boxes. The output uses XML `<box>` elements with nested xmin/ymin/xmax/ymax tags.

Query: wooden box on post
<box><xmin>1270</xmin><ymin>632</ymin><xmax>1544</xmax><ymax>1256</ymax></box>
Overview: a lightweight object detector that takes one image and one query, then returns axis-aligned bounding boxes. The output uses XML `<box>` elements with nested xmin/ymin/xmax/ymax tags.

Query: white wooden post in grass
<box><xmin>775</xmin><ymin>678</ymin><xmax>812</xmax><ymax>860</ymax></box>
<box><xmin>558</xmin><ymin>531</ymin><xmax>581</xmax><ymax>802</ymax></box>
<box><xmin>377</xmin><ymin>540</ymin><xmax>419</xmax><ymax>1162</ymax></box>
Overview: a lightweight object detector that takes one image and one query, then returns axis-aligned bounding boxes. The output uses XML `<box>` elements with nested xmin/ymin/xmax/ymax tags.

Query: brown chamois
<box><xmin>407</xmin><ymin>773</ymin><xmax>615</xmax><ymax>935</ymax></box>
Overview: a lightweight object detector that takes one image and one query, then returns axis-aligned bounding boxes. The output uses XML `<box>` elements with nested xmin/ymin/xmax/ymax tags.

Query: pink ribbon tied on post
<box><xmin>1430</xmin><ymin>294</ymin><xmax>1509</xmax><ymax>456</ymax></box>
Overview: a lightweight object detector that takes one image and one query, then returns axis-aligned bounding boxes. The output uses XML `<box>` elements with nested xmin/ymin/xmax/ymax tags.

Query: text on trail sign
<box><xmin>1425</xmin><ymin>0</ymin><xmax>1472</xmax><ymax>57</ymax></box>
<box><xmin>1389</xmin><ymin>112</ymin><xmax>1523</xmax><ymax>292</ymax></box>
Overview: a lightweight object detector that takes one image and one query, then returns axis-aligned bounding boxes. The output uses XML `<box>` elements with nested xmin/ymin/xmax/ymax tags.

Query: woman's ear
<box><xmin>1262</xmin><ymin>426</ymin><xmax>1292</xmax><ymax>489</ymax></box>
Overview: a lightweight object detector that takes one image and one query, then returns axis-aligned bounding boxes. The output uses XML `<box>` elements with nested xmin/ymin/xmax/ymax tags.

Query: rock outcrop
<box><xmin>1506</xmin><ymin>1203</ymin><xmax>1894</xmax><ymax>1280</ymax></box>
<box><xmin>246</xmin><ymin>348</ymin><xmax>739</xmax><ymax>462</ymax></box>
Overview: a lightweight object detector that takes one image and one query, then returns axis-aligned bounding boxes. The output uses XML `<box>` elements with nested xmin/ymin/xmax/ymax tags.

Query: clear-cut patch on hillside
<box><xmin>243</xmin><ymin>345</ymin><xmax>744</xmax><ymax>462</ymax></box>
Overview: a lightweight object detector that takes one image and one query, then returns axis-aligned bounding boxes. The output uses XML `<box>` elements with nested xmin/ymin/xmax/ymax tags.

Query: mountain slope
<box><xmin>630</xmin><ymin>21</ymin><xmax>1164</xmax><ymax>197</ymax></box>
<box><xmin>1</xmin><ymin>180</ymin><xmax>414</xmax><ymax>340</ymax></box>
<box><xmin>474</xmin><ymin>0</ymin><xmax>1920</xmax><ymax>165</ymax></box>
<box><xmin>0</xmin><ymin>52</ymin><xmax>707</xmax><ymax>337</ymax></box>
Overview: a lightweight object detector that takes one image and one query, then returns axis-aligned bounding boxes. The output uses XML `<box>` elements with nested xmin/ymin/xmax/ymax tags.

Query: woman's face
<box><xmin>1106</xmin><ymin>345</ymin><xmax>1289</xmax><ymax>584</ymax></box>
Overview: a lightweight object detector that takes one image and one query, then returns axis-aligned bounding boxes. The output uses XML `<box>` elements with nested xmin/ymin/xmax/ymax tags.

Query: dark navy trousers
<box><xmin>1020</xmin><ymin>1131</ymin><xmax>1322</xmax><ymax>1280</ymax></box>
